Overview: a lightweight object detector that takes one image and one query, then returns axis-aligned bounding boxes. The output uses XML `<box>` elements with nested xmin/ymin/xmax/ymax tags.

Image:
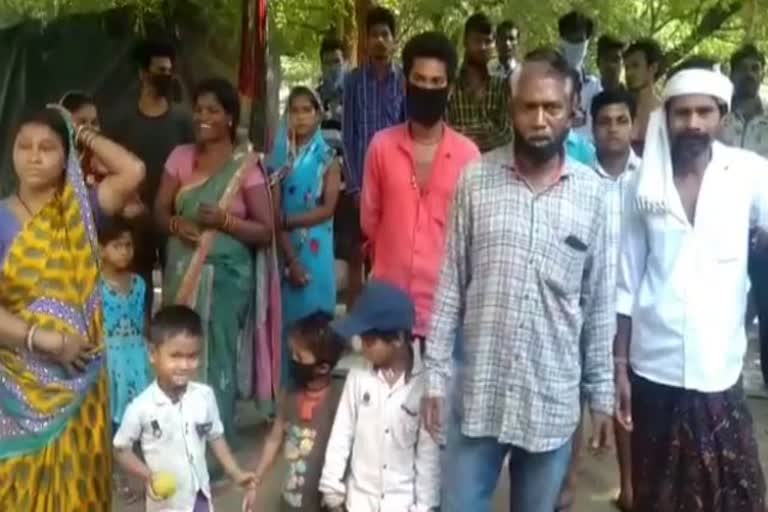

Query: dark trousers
<box><xmin>749</xmin><ymin>247</ymin><xmax>768</xmax><ymax>385</ymax></box>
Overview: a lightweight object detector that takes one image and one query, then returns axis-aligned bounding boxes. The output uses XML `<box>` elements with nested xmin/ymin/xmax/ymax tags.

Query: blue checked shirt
<box><xmin>425</xmin><ymin>144</ymin><xmax>615</xmax><ymax>452</ymax></box>
<box><xmin>342</xmin><ymin>63</ymin><xmax>406</xmax><ymax>196</ymax></box>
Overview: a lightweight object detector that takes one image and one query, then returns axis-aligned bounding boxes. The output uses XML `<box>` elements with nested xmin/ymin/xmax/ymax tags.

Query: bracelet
<box><xmin>282</xmin><ymin>212</ymin><xmax>289</xmax><ymax>230</ymax></box>
<box><xmin>169</xmin><ymin>216</ymin><xmax>180</xmax><ymax>235</ymax></box>
<box><xmin>58</xmin><ymin>333</ymin><xmax>68</xmax><ymax>355</ymax></box>
<box><xmin>76</xmin><ymin>126</ymin><xmax>99</xmax><ymax>148</ymax></box>
<box><xmin>26</xmin><ymin>324</ymin><xmax>38</xmax><ymax>352</ymax></box>
<box><xmin>614</xmin><ymin>357</ymin><xmax>629</xmax><ymax>366</ymax></box>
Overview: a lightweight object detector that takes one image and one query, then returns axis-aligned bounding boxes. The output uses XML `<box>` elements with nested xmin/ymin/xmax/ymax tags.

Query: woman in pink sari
<box><xmin>154</xmin><ymin>78</ymin><xmax>281</xmax><ymax>444</ymax></box>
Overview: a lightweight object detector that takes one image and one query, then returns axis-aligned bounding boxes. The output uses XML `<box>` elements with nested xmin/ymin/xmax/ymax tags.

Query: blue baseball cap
<box><xmin>331</xmin><ymin>280</ymin><xmax>415</xmax><ymax>340</ymax></box>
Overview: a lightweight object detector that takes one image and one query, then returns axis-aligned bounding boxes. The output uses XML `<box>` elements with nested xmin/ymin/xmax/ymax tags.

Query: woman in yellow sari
<box><xmin>0</xmin><ymin>106</ymin><xmax>144</xmax><ymax>510</ymax></box>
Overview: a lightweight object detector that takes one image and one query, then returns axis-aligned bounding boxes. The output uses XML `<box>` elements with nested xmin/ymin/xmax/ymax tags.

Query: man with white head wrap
<box><xmin>615</xmin><ymin>60</ymin><xmax>768</xmax><ymax>511</ymax></box>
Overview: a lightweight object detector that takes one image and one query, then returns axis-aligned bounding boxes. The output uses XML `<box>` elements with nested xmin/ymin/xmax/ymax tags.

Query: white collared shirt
<box><xmin>574</xmin><ymin>72</ymin><xmax>603</xmax><ymax>142</ymax></box>
<box><xmin>319</xmin><ymin>357</ymin><xmax>440</xmax><ymax>512</ymax></box>
<box><xmin>617</xmin><ymin>142</ymin><xmax>768</xmax><ymax>391</ymax></box>
<box><xmin>114</xmin><ymin>381</ymin><xmax>224</xmax><ymax>512</ymax></box>
<box><xmin>595</xmin><ymin>150</ymin><xmax>641</xmax><ymax>286</ymax></box>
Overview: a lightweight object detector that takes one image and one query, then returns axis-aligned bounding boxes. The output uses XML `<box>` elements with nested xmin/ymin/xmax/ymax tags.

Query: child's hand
<box><xmin>241</xmin><ymin>487</ymin><xmax>257</xmax><ymax>512</ymax></box>
<box><xmin>234</xmin><ymin>470</ymin><xmax>259</xmax><ymax>489</ymax></box>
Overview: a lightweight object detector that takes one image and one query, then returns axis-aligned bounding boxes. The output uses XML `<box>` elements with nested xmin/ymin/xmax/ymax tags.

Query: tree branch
<box><xmin>665</xmin><ymin>0</ymin><xmax>745</xmax><ymax>66</ymax></box>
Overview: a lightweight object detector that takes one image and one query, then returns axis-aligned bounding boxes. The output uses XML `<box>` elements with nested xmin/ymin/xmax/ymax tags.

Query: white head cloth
<box><xmin>635</xmin><ymin>68</ymin><xmax>734</xmax><ymax>213</ymax></box>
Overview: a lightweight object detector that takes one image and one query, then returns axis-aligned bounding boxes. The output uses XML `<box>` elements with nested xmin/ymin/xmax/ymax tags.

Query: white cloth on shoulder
<box><xmin>635</xmin><ymin>68</ymin><xmax>734</xmax><ymax>215</ymax></box>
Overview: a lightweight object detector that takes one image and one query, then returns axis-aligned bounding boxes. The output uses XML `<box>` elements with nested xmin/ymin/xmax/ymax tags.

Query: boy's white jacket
<box><xmin>319</xmin><ymin>353</ymin><xmax>440</xmax><ymax>512</ymax></box>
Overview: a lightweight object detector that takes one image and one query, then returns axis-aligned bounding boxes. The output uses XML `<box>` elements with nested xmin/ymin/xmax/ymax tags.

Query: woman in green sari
<box><xmin>155</xmin><ymin>78</ymin><xmax>277</xmax><ymax>444</ymax></box>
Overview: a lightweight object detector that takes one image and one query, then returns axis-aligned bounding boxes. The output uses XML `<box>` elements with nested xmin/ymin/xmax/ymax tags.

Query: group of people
<box><xmin>1</xmin><ymin>4</ymin><xmax>768</xmax><ymax>512</ymax></box>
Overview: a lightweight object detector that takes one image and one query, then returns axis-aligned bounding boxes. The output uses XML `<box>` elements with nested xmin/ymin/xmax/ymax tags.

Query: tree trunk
<box><xmin>342</xmin><ymin>0</ymin><xmax>356</xmax><ymax>65</ymax></box>
<box><xmin>665</xmin><ymin>0</ymin><xmax>744</xmax><ymax>67</ymax></box>
<box><xmin>355</xmin><ymin>0</ymin><xmax>372</xmax><ymax>65</ymax></box>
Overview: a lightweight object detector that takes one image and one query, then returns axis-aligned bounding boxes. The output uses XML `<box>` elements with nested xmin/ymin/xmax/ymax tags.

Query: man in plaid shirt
<box><xmin>446</xmin><ymin>13</ymin><xmax>512</xmax><ymax>153</ymax></box>
<box><xmin>423</xmin><ymin>49</ymin><xmax>614</xmax><ymax>512</ymax></box>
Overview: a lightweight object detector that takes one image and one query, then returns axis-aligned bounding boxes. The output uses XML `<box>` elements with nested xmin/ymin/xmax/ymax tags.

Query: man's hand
<box><xmin>588</xmin><ymin>411</ymin><xmax>613</xmax><ymax>454</ymax></box>
<box><xmin>615</xmin><ymin>364</ymin><xmax>633</xmax><ymax>432</ymax></box>
<box><xmin>421</xmin><ymin>396</ymin><xmax>443</xmax><ymax>442</ymax></box>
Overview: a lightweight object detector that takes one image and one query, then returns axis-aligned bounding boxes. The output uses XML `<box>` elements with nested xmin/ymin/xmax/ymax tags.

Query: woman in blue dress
<box><xmin>269</xmin><ymin>86</ymin><xmax>341</xmax><ymax>384</ymax></box>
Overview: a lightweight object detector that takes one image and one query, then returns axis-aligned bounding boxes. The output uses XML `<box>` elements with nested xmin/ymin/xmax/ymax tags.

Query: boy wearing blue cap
<box><xmin>319</xmin><ymin>280</ymin><xmax>440</xmax><ymax>512</ymax></box>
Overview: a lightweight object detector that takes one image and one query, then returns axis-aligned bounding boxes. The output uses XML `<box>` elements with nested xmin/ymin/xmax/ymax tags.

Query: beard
<box><xmin>671</xmin><ymin>131</ymin><xmax>712</xmax><ymax>167</ymax></box>
<box><xmin>514</xmin><ymin>129</ymin><xmax>569</xmax><ymax>163</ymax></box>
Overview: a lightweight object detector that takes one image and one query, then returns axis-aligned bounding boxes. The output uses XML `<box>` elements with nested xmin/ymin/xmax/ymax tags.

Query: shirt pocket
<box><xmin>392</xmin><ymin>406</ymin><xmax>421</xmax><ymax>450</ymax></box>
<box><xmin>540</xmin><ymin>229</ymin><xmax>588</xmax><ymax>297</ymax></box>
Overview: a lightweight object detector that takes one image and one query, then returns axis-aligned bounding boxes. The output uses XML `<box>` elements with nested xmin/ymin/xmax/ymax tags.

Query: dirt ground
<box><xmin>114</xmin><ymin>343</ymin><xmax>768</xmax><ymax>512</ymax></box>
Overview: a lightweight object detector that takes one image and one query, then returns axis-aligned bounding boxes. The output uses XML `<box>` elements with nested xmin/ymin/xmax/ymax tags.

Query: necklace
<box><xmin>15</xmin><ymin>192</ymin><xmax>35</xmax><ymax>217</ymax></box>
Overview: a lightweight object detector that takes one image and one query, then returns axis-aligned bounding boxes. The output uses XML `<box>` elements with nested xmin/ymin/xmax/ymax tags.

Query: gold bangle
<box><xmin>169</xmin><ymin>216</ymin><xmax>179</xmax><ymax>234</ymax></box>
<box><xmin>26</xmin><ymin>324</ymin><xmax>38</xmax><ymax>352</ymax></box>
<box><xmin>58</xmin><ymin>333</ymin><xmax>67</xmax><ymax>356</ymax></box>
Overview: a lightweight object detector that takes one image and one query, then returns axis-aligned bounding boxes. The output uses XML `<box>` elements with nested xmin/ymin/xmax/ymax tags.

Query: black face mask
<box><xmin>406</xmin><ymin>83</ymin><xmax>449</xmax><ymax>126</ymax></box>
<box><xmin>150</xmin><ymin>73</ymin><xmax>174</xmax><ymax>97</ymax></box>
<box><xmin>290</xmin><ymin>359</ymin><xmax>327</xmax><ymax>387</ymax></box>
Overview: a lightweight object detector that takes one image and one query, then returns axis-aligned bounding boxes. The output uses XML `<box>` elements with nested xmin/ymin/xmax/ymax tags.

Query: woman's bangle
<box><xmin>614</xmin><ymin>356</ymin><xmax>629</xmax><ymax>366</ymax></box>
<box><xmin>169</xmin><ymin>216</ymin><xmax>180</xmax><ymax>235</ymax></box>
<box><xmin>282</xmin><ymin>212</ymin><xmax>289</xmax><ymax>230</ymax></box>
<box><xmin>26</xmin><ymin>324</ymin><xmax>38</xmax><ymax>352</ymax></box>
<box><xmin>59</xmin><ymin>333</ymin><xmax>68</xmax><ymax>355</ymax></box>
<box><xmin>76</xmin><ymin>126</ymin><xmax>99</xmax><ymax>148</ymax></box>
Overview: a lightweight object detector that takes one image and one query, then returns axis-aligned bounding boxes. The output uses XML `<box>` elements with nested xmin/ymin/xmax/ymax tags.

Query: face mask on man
<box><xmin>150</xmin><ymin>73</ymin><xmax>174</xmax><ymax>97</ymax></box>
<box><xmin>406</xmin><ymin>83</ymin><xmax>449</xmax><ymax>126</ymax></box>
<box><xmin>561</xmin><ymin>39</ymin><xmax>589</xmax><ymax>69</ymax></box>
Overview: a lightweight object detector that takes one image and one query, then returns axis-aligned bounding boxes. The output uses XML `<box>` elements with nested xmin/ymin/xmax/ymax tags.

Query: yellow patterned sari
<box><xmin>0</xmin><ymin>121</ymin><xmax>110</xmax><ymax>510</ymax></box>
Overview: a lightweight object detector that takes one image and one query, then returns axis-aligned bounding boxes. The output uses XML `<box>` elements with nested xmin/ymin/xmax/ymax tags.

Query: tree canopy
<box><xmin>5</xmin><ymin>0</ymin><xmax>768</xmax><ymax>81</ymax></box>
<box><xmin>272</xmin><ymin>0</ymin><xmax>768</xmax><ymax>83</ymax></box>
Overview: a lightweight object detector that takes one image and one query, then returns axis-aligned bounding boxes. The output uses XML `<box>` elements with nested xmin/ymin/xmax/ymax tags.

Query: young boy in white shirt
<box><xmin>113</xmin><ymin>305</ymin><xmax>255</xmax><ymax>512</ymax></box>
<box><xmin>319</xmin><ymin>280</ymin><xmax>440</xmax><ymax>512</ymax></box>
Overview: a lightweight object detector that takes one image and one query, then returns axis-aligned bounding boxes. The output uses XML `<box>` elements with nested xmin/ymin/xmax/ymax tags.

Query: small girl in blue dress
<box><xmin>98</xmin><ymin>217</ymin><xmax>152</xmax><ymax>430</ymax></box>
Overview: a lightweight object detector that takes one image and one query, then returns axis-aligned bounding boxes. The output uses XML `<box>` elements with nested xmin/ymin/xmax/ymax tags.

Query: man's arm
<box><xmin>749</xmin><ymin>154</ymin><xmax>768</xmax><ymax>230</ymax></box>
<box><xmin>412</xmin><ymin>416</ymin><xmax>441</xmax><ymax>512</ymax></box>
<box><xmin>615</xmin><ymin>176</ymin><xmax>649</xmax><ymax>357</ymax></box>
<box><xmin>360</xmin><ymin>136</ymin><xmax>382</xmax><ymax>242</ymax></box>
<box><xmin>425</xmin><ymin>169</ymin><xmax>474</xmax><ymax>399</ymax></box>
<box><xmin>341</xmin><ymin>71</ymin><xmax>360</xmax><ymax>196</ymax></box>
<box><xmin>580</xmin><ymin>193</ymin><xmax>615</xmax><ymax>417</ymax></box>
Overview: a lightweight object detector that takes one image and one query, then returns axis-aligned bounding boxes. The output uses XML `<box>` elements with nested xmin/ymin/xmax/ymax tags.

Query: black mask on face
<box><xmin>290</xmin><ymin>359</ymin><xmax>328</xmax><ymax>388</ymax></box>
<box><xmin>150</xmin><ymin>73</ymin><xmax>174</xmax><ymax>97</ymax></box>
<box><xmin>513</xmin><ymin>129</ymin><xmax>569</xmax><ymax>163</ymax></box>
<box><xmin>406</xmin><ymin>83</ymin><xmax>449</xmax><ymax>127</ymax></box>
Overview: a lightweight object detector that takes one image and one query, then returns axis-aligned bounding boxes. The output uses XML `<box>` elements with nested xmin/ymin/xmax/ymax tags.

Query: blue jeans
<box><xmin>442</xmin><ymin>422</ymin><xmax>573</xmax><ymax>512</ymax></box>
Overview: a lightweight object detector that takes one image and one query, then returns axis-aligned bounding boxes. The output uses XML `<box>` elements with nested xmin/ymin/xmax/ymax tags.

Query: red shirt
<box><xmin>361</xmin><ymin>123</ymin><xmax>480</xmax><ymax>336</ymax></box>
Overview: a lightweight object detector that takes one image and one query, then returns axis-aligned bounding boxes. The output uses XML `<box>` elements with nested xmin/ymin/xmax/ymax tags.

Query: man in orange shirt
<box><xmin>360</xmin><ymin>31</ymin><xmax>480</xmax><ymax>340</ymax></box>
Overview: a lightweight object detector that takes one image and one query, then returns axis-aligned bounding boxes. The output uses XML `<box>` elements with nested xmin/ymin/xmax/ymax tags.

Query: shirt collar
<box><xmin>150</xmin><ymin>380</ymin><xmax>185</xmax><ymax>406</ymax></box>
<box><xmin>395</xmin><ymin>122</ymin><xmax>454</xmax><ymax>159</ymax></box>
<box><xmin>501</xmin><ymin>142</ymin><xmax>573</xmax><ymax>180</ymax></box>
<box><xmin>595</xmin><ymin>149</ymin><xmax>640</xmax><ymax>179</ymax></box>
<box><xmin>364</xmin><ymin>61</ymin><xmax>398</xmax><ymax>80</ymax></box>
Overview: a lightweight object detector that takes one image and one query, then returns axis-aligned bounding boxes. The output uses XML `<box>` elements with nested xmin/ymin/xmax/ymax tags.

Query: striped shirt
<box><xmin>425</xmin><ymin>144</ymin><xmax>615</xmax><ymax>452</ymax></box>
<box><xmin>446</xmin><ymin>68</ymin><xmax>512</xmax><ymax>153</ymax></box>
<box><xmin>594</xmin><ymin>150</ymin><xmax>641</xmax><ymax>287</ymax></box>
<box><xmin>342</xmin><ymin>63</ymin><xmax>406</xmax><ymax>196</ymax></box>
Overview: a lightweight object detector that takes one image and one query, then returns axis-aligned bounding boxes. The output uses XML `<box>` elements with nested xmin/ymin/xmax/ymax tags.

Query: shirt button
<box><xmin>385</xmin><ymin>428</ymin><xmax>390</xmax><ymax>434</ymax></box>
<box><xmin>528</xmin><ymin>258</ymin><xmax>534</xmax><ymax>264</ymax></box>
<box><xmin>383</xmin><ymin>464</ymin><xmax>388</xmax><ymax>469</ymax></box>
